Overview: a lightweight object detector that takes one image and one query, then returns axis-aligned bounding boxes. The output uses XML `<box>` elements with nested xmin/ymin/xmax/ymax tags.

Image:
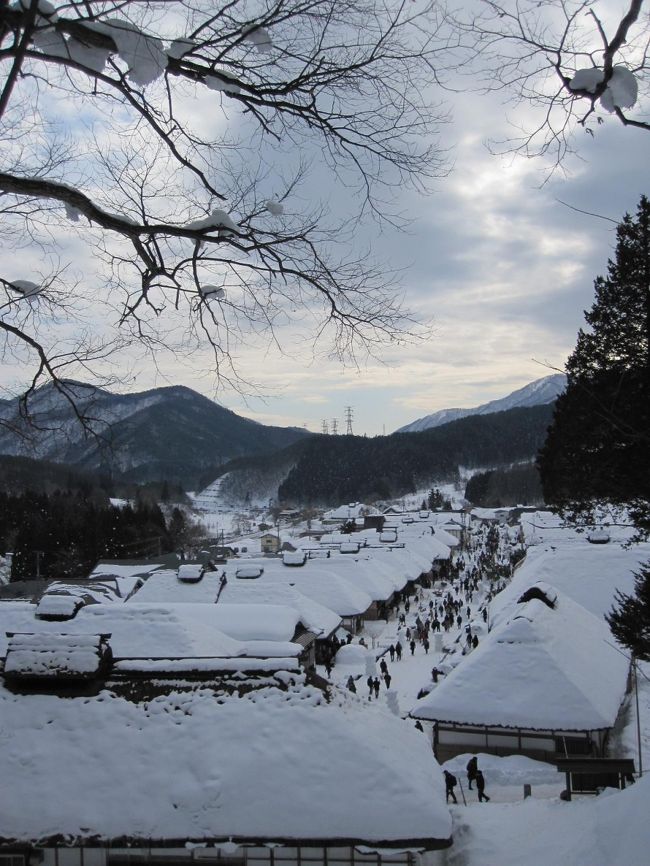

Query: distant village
<box><xmin>0</xmin><ymin>500</ymin><xmax>648</xmax><ymax>865</ymax></box>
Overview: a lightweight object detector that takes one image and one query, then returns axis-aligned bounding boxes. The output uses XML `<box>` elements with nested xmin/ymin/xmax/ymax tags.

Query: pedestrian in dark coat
<box><xmin>395</xmin><ymin>641</ymin><xmax>403</xmax><ymax>660</ymax></box>
<box><xmin>466</xmin><ymin>756</ymin><xmax>478</xmax><ymax>789</ymax></box>
<box><xmin>423</xmin><ymin>637</ymin><xmax>430</xmax><ymax>654</ymax></box>
<box><xmin>380</xmin><ymin>658</ymin><xmax>388</xmax><ymax>676</ymax></box>
<box><xmin>409</xmin><ymin>639</ymin><xmax>416</xmax><ymax>655</ymax></box>
<box><xmin>373</xmin><ymin>676</ymin><xmax>380</xmax><ymax>698</ymax></box>
<box><xmin>389</xmin><ymin>644</ymin><xmax>395</xmax><ymax>662</ymax></box>
<box><xmin>384</xmin><ymin>672</ymin><xmax>391</xmax><ymax>688</ymax></box>
<box><xmin>367</xmin><ymin>675</ymin><xmax>374</xmax><ymax>699</ymax></box>
<box><xmin>346</xmin><ymin>675</ymin><xmax>356</xmax><ymax>693</ymax></box>
<box><xmin>444</xmin><ymin>770</ymin><xmax>458</xmax><ymax>804</ymax></box>
<box><xmin>476</xmin><ymin>770</ymin><xmax>490</xmax><ymax>802</ymax></box>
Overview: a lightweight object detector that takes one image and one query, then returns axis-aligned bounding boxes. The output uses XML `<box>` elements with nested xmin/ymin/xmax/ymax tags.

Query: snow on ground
<box><xmin>428</xmin><ymin>774</ymin><xmax>650</xmax><ymax>866</ymax></box>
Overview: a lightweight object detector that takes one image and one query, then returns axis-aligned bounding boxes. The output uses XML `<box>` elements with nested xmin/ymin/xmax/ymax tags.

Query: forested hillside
<box><xmin>277</xmin><ymin>404</ymin><xmax>554</xmax><ymax>504</ymax></box>
<box><xmin>464</xmin><ymin>462</ymin><xmax>544</xmax><ymax>507</ymax></box>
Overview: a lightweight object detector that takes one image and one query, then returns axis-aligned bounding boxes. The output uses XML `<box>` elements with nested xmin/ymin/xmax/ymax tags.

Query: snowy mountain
<box><xmin>0</xmin><ymin>381</ymin><xmax>309</xmax><ymax>485</ymax></box>
<box><xmin>396</xmin><ymin>374</ymin><xmax>566</xmax><ymax>433</ymax></box>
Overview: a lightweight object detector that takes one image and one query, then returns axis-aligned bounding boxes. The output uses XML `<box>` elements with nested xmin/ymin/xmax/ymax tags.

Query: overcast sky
<box><xmin>203</xmin><ymin>86</ymin><xmax>649</xmax><ymax>435</ymax></box>
<box><xmin>2</xmin><ymin>5</ymin><xmax>647</xmax><ymax>436</ymax></box>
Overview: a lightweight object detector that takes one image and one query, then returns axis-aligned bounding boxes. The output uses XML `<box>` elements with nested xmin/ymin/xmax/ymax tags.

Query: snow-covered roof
<box><xmin>4</xmin><ymin>633</ymin><xmax>109</xmax><ymax>679</ymax></box>
<box><xmin>0</xmin><ymin>602</ymin><xmax>297</xmax><ymax>661</ymax></box>
<box><xmin>0</xmin><ymin>676</ymin><xmax>451</xmax><ymax>847</ymax></box>
<box><xmin>323</xmin><ymin>503</ymin><xmax>379</xmax><ymax>520</ymax></box>
<box><xmin>216</xmin><ymin>582</ymin><xmax>340</xmax><ymax>638</ymax></box>
<box><xmin>128</xmin><ymin>568</ymin><xmax>224</xmax><ymax>603</ymax></box>
<box><xmin>490</xmin><ymin>538</ymin><xmax>650</xmax><ymax>622</ymax></box>
<box><xmin>90</xmin><ymin>561</ymin><xmax>169</xmax><ymax>579</ymax></box>
<box><xmin>412</xmin><ymin>584</ymin><xmax>629</xmax><ymax>731</ymax></box>
<box><xmin>306</xmin><ymin>557</ymin><xmax>395</xmax><ymax>603</ymax></box>
<box><xmin>221</xmin><ymin>557</ymin><xmax>374</xmax><ymax>618</ymax></box>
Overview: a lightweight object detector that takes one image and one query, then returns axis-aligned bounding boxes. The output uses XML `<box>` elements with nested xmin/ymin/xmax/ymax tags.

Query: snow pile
<box><xmin>568</xmin><ymin>67</ymin><xmax>604</xmax><ymax>93</ymax></box>
<box><xmin>199</xmin><ymin>284</ymin><xmax>226</xmax><ymax>302</ymax></box>
<box><xmin>166</xmin><ymin>38</ymin><xmax>197</xmax><ymax>60</ymax></box>
<box><xmin>244</xmin><ymin>27</ymin><xmax>273</xmax><ymax>53</ymax></box>
<box><xmin>205</xmin><ymin>72</ymin><xmax>242</xmax><ymax>95</ymax></box>
<box><xmin>438</xmin><ymin>776</ymin><xmax>650</xmax><ymax>866</ymax></box>
<box><xmin>600</xmin><ymin>65</ymin><xmax>638</xmax><ymax>111</ymax></box>
<box><xmin>568</xmin><ymin>65</ymin><xmax>638</xmax><ymax>112</ymax></box>
<box><xmin>85</xmin><ymin>18</ymin><xmax>167</xmax><ymax>86</ymax></box>
<box><xmin>9</xmin><ymin>279</ymin><xmax>42</xmax><ymax>299</ymax></box>
<box><xmin>186</xmin><ymin>208</ymin><xmax>239</xmax><ymax>234</ymax></box>
<box><xmin>265</xmin><ymin>199</ymin><xmax>284</xmax><ymax>215</ymax></box>
<box><xmin>443</xmin><ymin>753</ymin><xmax>558</xmax><ymax>787</ymax></box>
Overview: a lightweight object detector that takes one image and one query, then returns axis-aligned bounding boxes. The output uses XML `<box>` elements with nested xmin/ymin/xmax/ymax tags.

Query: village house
<box><xmin>260</xmin><ymin>532</ymin><xmax>282</xmax><ymax>554</ymax></box>
<box><xmin>410</xmin><ymin>583</ymin><xmax>630</xmax><ymax>764</ymax></box>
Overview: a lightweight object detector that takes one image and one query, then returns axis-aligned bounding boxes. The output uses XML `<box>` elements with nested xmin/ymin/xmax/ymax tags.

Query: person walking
<box><xmin>444</xmin><ymin>770</ymin><xmax>458</xmax><ymax>804</ymax></box>
<box><xmin>466</xmin><ymin>755</ymin><xmax>478</xmax><ymax>790</ymax></box>
<box><xmin>346</xmin><ymin>675</ymin><xmax>356</xmax><ymax>693</ymax></box>
<box><xmin>389</xmin><ymin>644</ymin><xmax>395</xmax><ymax>662</ymax></box>
<box><xmin>409</xmin><ymin>639</ymin><xmax>416</xmax><ymax>655</ymax></box>
<box><xmin>423</xmin><ymin>637</ymin><xmax>430</xmax><ymax>654</ymax></box>
<box><xmin>476</xmin><ymin>770</ymin><xmax>490</xmax><ymax>802</ymax></box>
<box><xmin>373</xmin><ymin>676</ymin><xmax>380</xmax><ymax>699</ymax></box>
<box><xmin>395</xmin><ymin>641</ymin><xmax>403</xmax><ymax>661</ymax></box>
<box><xmin>384</xmin><ymin>671</ymin><xmax>392</xmax><ymax>689</ymax></box>
<box><xmin>380</xmin><ymin>658</ymin><xmax>388</xmax><ymax>676</ymax></box>
<box><xmin>367</xmin><ymin>675</ymin><xmax>374</xmax><ymax>700</ymax></box>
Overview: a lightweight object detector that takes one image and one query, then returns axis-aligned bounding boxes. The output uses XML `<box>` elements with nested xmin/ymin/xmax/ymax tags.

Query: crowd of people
<box><xmin>336</xmin><ymin>524</ymin><xmax>517</xmax><ymax>806</ymax></box>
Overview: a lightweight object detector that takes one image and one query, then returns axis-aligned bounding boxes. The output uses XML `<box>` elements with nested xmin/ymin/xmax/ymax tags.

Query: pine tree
<box><xmin>538</xmin><ymin>195</ymin><xmax>650</xmax><ymax>536</ymax></box>
<box><xmin>606</xmin><ymin>563</ymin><xmax>650</xmax><ymax>661</ymax></box>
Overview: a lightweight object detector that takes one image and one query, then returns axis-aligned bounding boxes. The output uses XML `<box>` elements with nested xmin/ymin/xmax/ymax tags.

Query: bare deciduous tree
<box><xmin>0</xmin><ymin>0</ymin><xmax>450</xmax><ymax>417</ymax></box>
<box><xmin>449</xmin><ymin>0</ymin><xmax>649</xmax><ymax>167</ymax></box>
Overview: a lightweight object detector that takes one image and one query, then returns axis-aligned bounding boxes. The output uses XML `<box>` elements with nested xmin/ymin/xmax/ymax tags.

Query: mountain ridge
<box><xmin>396</xmin><ymin>373</ymin><xmax>566</xmax><ymax>433</ymax></box>
<box><xmin>0</xmin><ymin>381</ymin><xmax>310</xmax><ymax>486</ymax></box>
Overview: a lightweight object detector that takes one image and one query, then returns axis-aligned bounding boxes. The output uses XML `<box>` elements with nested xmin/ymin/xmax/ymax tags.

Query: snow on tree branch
<box><xmin>0</xmin><ymin>0</ymin><xmax>448</xmax><ymax>409</ymax></box>
<box><xmin>447</xmin><ymin>0</ymin><xmax>650</xmax><ymax>167</ymax></box>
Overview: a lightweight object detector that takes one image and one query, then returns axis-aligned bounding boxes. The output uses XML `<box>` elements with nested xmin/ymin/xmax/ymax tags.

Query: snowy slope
<box><xmin>397</xmin><ymin>374</ymin><xmax>566</xmax><ymax>433</ymax></box>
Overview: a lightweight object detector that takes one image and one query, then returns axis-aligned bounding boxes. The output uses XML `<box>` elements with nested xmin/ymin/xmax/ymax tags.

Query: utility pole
<box><xmin>321</xmin><ymin>420</ymin><xmax>329</xmax><ymax>435</ymax></box>
<box><xmin>331</xmin><ymin>418</ymin><xmax>338</xmax><ymax>435</ymax></box>
<box><xmin>345</xmin><ymin>406</ymin><xmax>354</xmax><ymax>435</ymax></box>
<box><xmin>34</xmin><ymin>550</ymin><xmax>44</xmax><ymax>579</ymax></box>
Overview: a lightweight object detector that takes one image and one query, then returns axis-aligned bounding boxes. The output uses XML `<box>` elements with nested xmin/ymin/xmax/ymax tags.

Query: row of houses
<box><xmin>0</xmin><ymin>516</ymin><xmax>458</xmax><ymax>864</ymax></box>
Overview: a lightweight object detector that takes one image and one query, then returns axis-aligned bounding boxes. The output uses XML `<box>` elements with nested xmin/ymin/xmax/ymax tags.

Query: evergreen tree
<box><xmin>539</xmin><ymin>195</ymin><xmax>650</xmax><ymax>536</ymax></box>
<box><xmin>606</xmin><ymin>563</ymin><xmax>650</xmax><ymax>661</ymax></box>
